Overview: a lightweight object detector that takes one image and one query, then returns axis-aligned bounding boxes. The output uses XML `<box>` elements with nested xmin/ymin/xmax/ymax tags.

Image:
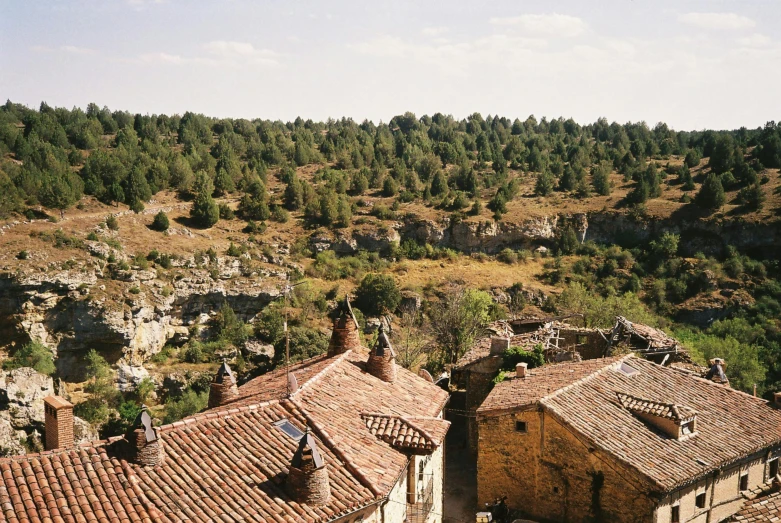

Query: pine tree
<box><xmin>695</xmin><ymin>173</ymin><xmax>726</xmax><ymax>211</ymax></box>
<box><xmin>592</xmin><ymin>164</ymin><xmax>612</xmax><ymax>196</ymax></box>
<box><xmin>534</xmin><ymin>170</ymin><xmax>555</xmax><ymax>196</ymax></box>
<box><xmin>191</xmin><ymin>171</ymin><xmax>219</xmax><ymax>227</ymax></box>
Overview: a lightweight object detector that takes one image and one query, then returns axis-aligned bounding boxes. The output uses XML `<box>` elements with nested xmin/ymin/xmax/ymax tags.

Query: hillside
<box><xmin>1</xmin><ymin>101</ymin><xmax>781</xmax><ymax>455</ymax></box>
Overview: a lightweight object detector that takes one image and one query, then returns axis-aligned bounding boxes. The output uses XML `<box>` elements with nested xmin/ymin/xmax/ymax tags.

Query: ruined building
<box><xmin>0</xmin><ymin>297</ymin><xmax>450</xmax><ymax>523</ymax></box>
<box><xmin>476</xmin><ymin>355</ymin><xmax>781</xmax><ymax>523</ymax></box>
<box><xmin>452</xmin><ymin>316</ymin><xmax>699</xmax><ymax>455</ymax></box>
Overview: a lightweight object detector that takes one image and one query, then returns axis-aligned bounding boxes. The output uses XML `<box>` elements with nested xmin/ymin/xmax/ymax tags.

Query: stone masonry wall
<box><xmin>477</xmin><ymin>409</ymin><xmax>657</xmax><ymax>523</ymax></box>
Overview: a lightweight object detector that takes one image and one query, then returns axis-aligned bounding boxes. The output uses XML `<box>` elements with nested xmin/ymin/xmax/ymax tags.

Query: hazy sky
<box><xmin>1</xmin><ymin>0</ymin><xmax>779</xmax><ymax>130</ymax></box>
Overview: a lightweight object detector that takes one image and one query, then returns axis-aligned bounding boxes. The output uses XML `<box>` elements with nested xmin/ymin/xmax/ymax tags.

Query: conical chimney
<box><xmin>327</xmin><ymin>296</ymin><xmax>361</xmax><ymax>357</ymax></box>
<box><xmin>286</xmin><ymin>427</ymin><xmax>331</xmax><ymax>506</ymax></box>
<box><xmin>128</xmin><ymin>406</ymin><xmax>164</xmax><ymax>467</ymax></box>
<box><xmin>208</xmin><ymin>360</ymin><xmax>239</xmax><ymax>408</ymax></box>
<box><xmin>366</xmin><ymin>324</ymin><xmax>397</xmax><ymax>383</ymax></box>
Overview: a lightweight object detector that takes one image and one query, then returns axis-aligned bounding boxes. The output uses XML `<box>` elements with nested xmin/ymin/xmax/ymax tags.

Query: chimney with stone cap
<box><xmin>44</xmin><ymin>396</ymin><xmax>74</xmax><ymax>451</ymax></box>
<box><xmin>208</xmin><ymin>360</ymin><xmax>239</xmax><ymax>408</ymax></box>
<box><xmin>128</xmin><ymin>406</ymin><xmax>164</xmax><ymax>467</ymax></box>
<box><xmin>286</xmin><ymin>427</ymin><xmax>331</xmax><ymax>506</ymax></box>
<box><xmin>366</xmin><ymin>324</ymin><xmax>397</xmax><ymax>383</ymax></box>
<box><xmin>327</xmin><ymin>296</ymin><xmax>362</xmax><ymax>357</ymax></box>
<box><xmin>516</xmin><ymin>362</ymin><xmax>528</xmax><ymax>378</ymax></box>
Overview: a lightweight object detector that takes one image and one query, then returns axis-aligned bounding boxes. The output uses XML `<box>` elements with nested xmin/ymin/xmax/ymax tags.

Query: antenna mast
<box><xmin>285</xmin><ymin>273</ymin><xmax>291</xmax><ymax>397</ymax></box>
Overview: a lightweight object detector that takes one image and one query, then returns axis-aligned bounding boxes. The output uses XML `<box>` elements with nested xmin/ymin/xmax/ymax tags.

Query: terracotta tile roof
<box><xmin>732</xmin><ymin>487</ymin><xmax>781</xmax><ymax>522</ymax></box>
<box><xmin>536</xmin><ymin>356</ymin><xmax>781</xmax><ymax>491</ymax></box>
<box><xmin>478</xmin><ymin>356</ymin><xmax>626</xmax><ymax>414</ymax></box>
<box><xmin>361</xmin><ymin>414</ymin><xmax>450</xmax><ymax>452</ymax></box>
<box><xmin>616</xmin><ymin>392</ymin><xmax>697</xmax><ymax>422</ymax></box>
<box><xmin>0</xmin><ymin>349</ymin><xmax>450</xmax><ymax>522</ymax></box>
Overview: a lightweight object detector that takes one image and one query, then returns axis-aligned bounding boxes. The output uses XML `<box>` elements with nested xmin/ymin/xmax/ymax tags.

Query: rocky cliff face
<box><xmin>0</xmin><ymin>260</ymin><xmax>280</xmax><ymax>381</ymax></box>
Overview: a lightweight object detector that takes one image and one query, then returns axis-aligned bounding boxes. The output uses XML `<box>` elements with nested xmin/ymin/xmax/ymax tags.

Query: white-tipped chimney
<box><xmin>516</xmin><ymin>362</ymin><xmax>528</xmax><ymax>379</ymax></box>
<box><xmin>774</xmin><ymin>392</ymin><xmax>781</xmax><ymax>408</ymax></box>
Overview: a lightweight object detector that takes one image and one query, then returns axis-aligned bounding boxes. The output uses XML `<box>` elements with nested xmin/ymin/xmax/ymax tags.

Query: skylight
<box><xmin>273</xmin><ymin>419</ymin><xmax>304</xmax><ymax>440</ymax></box>
<box><xmin>617</xmin><ymin>362</ymin><xmax>639</xmax><ymax>376</ymax></box>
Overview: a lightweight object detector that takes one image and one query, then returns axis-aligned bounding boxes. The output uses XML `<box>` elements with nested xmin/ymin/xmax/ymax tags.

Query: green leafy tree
<box><xmin>2</xmin><ymin>341</ymin><xmax>55</xmax><ymax>375</ymax></box>
<box><xmin>355</xmin><ymin>273</ymin><xmax>401</xmax><ymax>316</ymax></box>
<box><xmin>428</xmin><ymin>287</ymin><xmax>494</xmax><ymax>364</ymax></box>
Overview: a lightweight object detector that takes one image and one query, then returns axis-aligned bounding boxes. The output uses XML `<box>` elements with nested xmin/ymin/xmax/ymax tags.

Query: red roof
<box><xmin>0</xmin><ymin>350</ymin><xmax>449</xmax><ymax>522</ymax></box>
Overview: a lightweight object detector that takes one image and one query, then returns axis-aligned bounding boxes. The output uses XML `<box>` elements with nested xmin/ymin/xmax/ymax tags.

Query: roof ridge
<box><xmin>540</xmin><ymin>354</ymin><xmax>633</xmax><ymax>404</ymax></box>
<box><xmin>286</xmin><ymin>397</ymin><xmax>383</xmax><ymax>498</ymax></box>
<box><xmin>290</xmin><ymin>349</ymin><xmax>353</xmax><ymax>398</ymax></box>
<box><xmin>157</xmin><ymin>399</ymin><xmax>281</xmax><ymax>433</ymax></box>
<box><xmin>661</xmin><ymin>361</ymin><xmax>770</xmax><ymax>403</ymax></box>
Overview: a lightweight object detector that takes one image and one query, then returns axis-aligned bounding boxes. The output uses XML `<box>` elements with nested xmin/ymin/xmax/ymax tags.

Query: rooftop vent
<box><xmin>128</xmin><ymin>406</ymin><xmax>164</xmax><ymax>467</ymax></box>
<box><xmin>286</xmin><ymin>427</ymin><xmax>330</xmax><ymax>506</ymax></box>
<box><xmin>208</xmin><ymin>360</ymin><xmax>239</xmax><ymax>409</ymax></box>
<box><xmin>328</xmin><ymin>296</ymin><xmax>362</xmax><ymax>357</ymax></box>
<box><xmin>617</xmin><ymin>392</ymin><xmax>697</xmax><ymax>440</ymax></box>
<box><xmin>366</xmin><ymin>324</ymin><xmax>397</xmax><ymax>383</ymax></box>
<box><xmin>43</xmin><ymin>396</ymin><xmax>74</xmax><ymax>451</ymax></box>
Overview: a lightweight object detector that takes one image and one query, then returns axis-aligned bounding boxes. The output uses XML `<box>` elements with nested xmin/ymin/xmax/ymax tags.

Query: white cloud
<box><xmin>31</xmin><ymin>45</ymin><xmax>98</xmax><ymax>55</ymax></box>
<box><xmin>422</xmin><ymin>26</ymin><xmax>448</xmax><ymax>37</ymax></box>
<box><xmin>489</xmin><ymin>13</ymin><xmax>587</xmax><ymax>38</ymax></box>
<box><xmin>135</xmin><ymin>41</ymin><xmax>279</xmax><ymax>67</ymax></box>
<box><xmin>678</xmin><ymin>12</ymin><xmax>755</xmax><ymax>30</ymax></box>
<box><xmin>737</xmin><ymin>34</ymin><xmax>772</xmax><ymax>47</ymax></box>
<box><xmin>203</xmin><ymin>41</ymin><xmax>278</xmax><ymax>65</ymax></box>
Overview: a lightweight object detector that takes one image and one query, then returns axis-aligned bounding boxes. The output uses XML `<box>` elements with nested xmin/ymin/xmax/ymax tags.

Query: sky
<box><xmin>1</xmin><ymin>0</ymin><xmax>779</xmax><ymax>131</ymax></box>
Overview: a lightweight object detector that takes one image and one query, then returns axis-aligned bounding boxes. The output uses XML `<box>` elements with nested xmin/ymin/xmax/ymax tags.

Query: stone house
<box><xmin>476</xmin><ymin>355</ymin><xmax>781</xmax><ymax>523</ymax></box>
<box><xmin>0</xmin><ymin>297</ymin><xmax>450</xmax><ymax>523</ymax></box>
<box><xmin>452</xmin><ymin>316</ymin><xmax>698</xmax><ymax>457</ymax></box>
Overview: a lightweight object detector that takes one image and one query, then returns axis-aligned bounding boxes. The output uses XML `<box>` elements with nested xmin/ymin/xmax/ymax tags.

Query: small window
<box><xmin>681</xmin><ymin>421</ymin><xmax>694</xmax><ymax>435</ymax></box>
<box><xmin>577</xmin><ymin>335</ymin><xmax>588</xmax><ymax>345</ymax></box>
<box><xmin>671</xmin><ymin>504</ymin><xmax>680</xmax><ymax>523</ymax></box>
<box><xmin>617</xmin><ymin>362</ymin><xmax>639</xmax><ymax>376</ymax></box>
<box><xmin>740</xmin><ymin>473</ymin><xmax>749</xmax><ymax>491</ymax></box>
<box><xmin>695</xmin><ymin>492</ymin><xmax>706</xmax><ymax>509</ymax></box>
<box><xmin>515</xmin><ymin>421</ymin><xmax>528</xmax><ymax>433</ymax></box>
<box><xmin>553</xmin><ymin>486</ymin><xmax>559</xmax><ymax>494</ymax></box>
<box><xmin>273</xmin><ymin>419</ymin><xmax>304</xmax><ymax>440</ymax></box>
<box><xmin>770</xmin><ymin>459</ymin><xmax>779</xmax><ymax>479</ymax></box>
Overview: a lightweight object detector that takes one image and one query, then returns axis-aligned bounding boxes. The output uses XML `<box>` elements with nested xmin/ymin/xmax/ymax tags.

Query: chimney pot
<box><xmin>366</xmin><ymin>324</ymin><xmax>397</xmax><ymax>383</ymax></box>
<box><xmin>43</xmin><ymin>396</ymin><xmax>74</xmax><ymax>451</ymax></box>
<box><xmin>286</xmin><ymin>428</ymin><xmax>330</xmax><ymax>506</ymax></box>
<box><xmin>128</xmin><ymin>407</ymin><xmax>164</xmax><ymax>467</ymax></box>
<box><xmin>774</xmin><ymin>392</ymin><xmax>781</xmax><ymax>408</ymax></box>
<box><xmin>208</xmin><ymin>360</ymin><xmax>239</xmax><ymax>409</ymax></box>
<box><xmin>516</xmin><ymin>362</ymin><xmax>528</xmax><ymax>378</ymax></box>
<box><xmin>328</xmin><ymin>296</ymin><xmax>362</xmax><ymax>357</ymax></box>
<box><xmin>490</xmin><ymin>337</ymin><xmax>511</xmax><ymax>355</ymax></box>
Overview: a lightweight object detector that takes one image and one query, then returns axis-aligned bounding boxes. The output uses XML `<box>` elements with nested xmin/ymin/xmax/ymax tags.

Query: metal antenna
<box><xmin>280</xmin><ymin>273</ymin><xmax>307</xmax><ymax>398</ymax></box>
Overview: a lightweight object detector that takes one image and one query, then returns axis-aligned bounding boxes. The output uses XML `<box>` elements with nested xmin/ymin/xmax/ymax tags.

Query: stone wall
<box><xmin>655</xmin><ymin>452</ymin><xmax>779</xmax><ymax>523</ymax></box>
<box><xmin>465</xmin><ymin>357</ymin><xmax>502</xmax><ymax>457</ymax></box>
<box><xmin>477</xmin><ymin>409</ymin><xmax>658</xmax><ymax>522</ymax></box>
